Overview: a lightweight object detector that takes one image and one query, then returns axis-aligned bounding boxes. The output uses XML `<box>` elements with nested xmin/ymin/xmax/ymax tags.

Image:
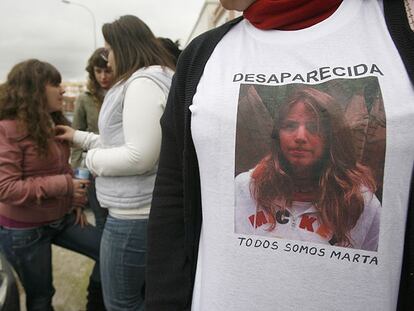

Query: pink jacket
<box><xmin>0</xmin><ymin>120</ymin><xmax>73</xmax><ymax>224</ymax></box>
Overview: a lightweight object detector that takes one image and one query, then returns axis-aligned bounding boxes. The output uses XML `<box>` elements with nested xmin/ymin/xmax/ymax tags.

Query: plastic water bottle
<box><xmin>74</xmin><ymin>168</ymin><xmax>91</xmax><ymax>180</ymax></box>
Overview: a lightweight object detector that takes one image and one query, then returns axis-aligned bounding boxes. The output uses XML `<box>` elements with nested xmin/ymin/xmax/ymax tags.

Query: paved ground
<box><xmin>18</xmin><ymin>210</ymin><xmax>96</xmax><ymax>311</ymax></box>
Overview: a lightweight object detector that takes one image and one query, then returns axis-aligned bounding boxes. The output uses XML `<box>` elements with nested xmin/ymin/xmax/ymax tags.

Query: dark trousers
<box><xmin>87</xmin><ymin>181</ymin><xmax>108</xmax><ymax>231</ymax></box>
<box><xmin>0</xmin><ymin>213</ymin><xmax>102</xmax><ymax>311</ymax></box>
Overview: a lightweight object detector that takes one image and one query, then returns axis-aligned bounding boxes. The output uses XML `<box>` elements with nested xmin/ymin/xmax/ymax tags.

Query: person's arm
<box><xmin>146</xmin><ymin>18</ymin><xmax>242</xmax><ymax>309</ymax></box>
<box><xmin>0</xmin><ymin>126</ymin><xmax>73</xmax><ymax>205</ymax></box>
<box><xmin>360</xmin><ymin>198</ymin><xmax>381</xmax><ymax>251</ymax></box>
<box><xmin>73</xmin><ymin>130</ymin><xmax>100</xmax><ymax>151</ymax></box>
<box><xmin>84</xmin><ymin>78</ymin><xmax>165</xmax><ymax>177</ymax></box>
<box><xmin>70</xmin><ymin>95</ymin><xmax>87</xmax><ymax>168</ymax></box>
<box><xmin>145</xmin><ymin>69</ymin><xmax>191</xmax><ymax>310</ymax></box>
<box><xmin>397</xmin><ymin>164</ymin><xmax>414</xmax><ymax>309</ymax></box>
<box><xmin>235</xmin><ymin>171</ymin><xmax>259</xmax><ymax>234</ymax></box>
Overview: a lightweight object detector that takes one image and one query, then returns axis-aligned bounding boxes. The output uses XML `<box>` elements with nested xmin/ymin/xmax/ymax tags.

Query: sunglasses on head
<box><xmin>101</xmin><ymin>49</ymin><xmax>109</xmax><ymax>62</ymax></box>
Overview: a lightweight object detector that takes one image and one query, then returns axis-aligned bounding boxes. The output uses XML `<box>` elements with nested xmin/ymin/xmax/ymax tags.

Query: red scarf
<box><xmin>243</xmin><ymin>0</ymin><xmax>343</xmax><ymax>30</ymax></box>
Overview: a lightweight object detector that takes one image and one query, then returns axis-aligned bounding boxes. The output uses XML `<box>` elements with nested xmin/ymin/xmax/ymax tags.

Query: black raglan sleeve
<box><xmin>145</xmin><ymin>57</ymin><xmax>191</xmax><ymax>310</ymax></box>
<box><xmin>145</xmin><ymin>17</ymin><xmax>244</xmax><ymax>310</ymax></box>
<box><xmin>383</xmin><ymin>1</ymin><xmax>414</xmax><ymax>309</ymax></box>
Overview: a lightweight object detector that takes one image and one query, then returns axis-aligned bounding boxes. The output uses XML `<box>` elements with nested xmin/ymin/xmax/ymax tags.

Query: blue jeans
<box><xmin>0</xmin><ymin>213</ymin><xmax>102</xmax><ymax>311</ymax></box>
<box><xmin>100</xmin><ymin>215</ymin><xmax>147</xmax><ymax>311</ymax></box>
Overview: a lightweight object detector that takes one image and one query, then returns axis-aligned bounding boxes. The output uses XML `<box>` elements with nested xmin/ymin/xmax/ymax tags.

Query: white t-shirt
<box><xmin>190</xmin><ymin>0</ymin><xmax>414</xmax><ymax>310</ymax></box>
<box><xmin>235</xmin><ymin>170</ymin><xmax>381</xmax><ymax>251</ymax></box>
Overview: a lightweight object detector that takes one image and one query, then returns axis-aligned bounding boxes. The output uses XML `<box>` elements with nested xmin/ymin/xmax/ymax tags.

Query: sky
<box><xmin>0</xmin><ymin>0</ymin><xmax>205</xmax><ymax>82</ymax></box>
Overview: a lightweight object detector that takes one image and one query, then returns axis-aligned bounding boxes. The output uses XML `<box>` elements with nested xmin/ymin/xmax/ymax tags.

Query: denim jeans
<box><xmin>0</xmin><ymin>213</ymin><xmax>102</xmax><ymax>311</ymax></box>
<box><xmin>100</xmin><ymin>215</ymin><xmax>147</xmax><ymax>311</ymax></box>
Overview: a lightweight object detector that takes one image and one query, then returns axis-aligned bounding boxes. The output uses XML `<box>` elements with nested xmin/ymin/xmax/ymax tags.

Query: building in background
<box><xmin>187</xmin><ymin>0</ymin><xmax>241</xmax><ymax>44</ymax></box>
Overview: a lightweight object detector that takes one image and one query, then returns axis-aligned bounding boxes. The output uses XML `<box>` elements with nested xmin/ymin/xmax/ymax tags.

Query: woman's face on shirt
<box><xmin>279</xmin><ymin>101</ymin><xmax>326</xmax><ymax>175</ymax></box>
<box><xmin>45</xmin><ymin>83</ymin><xmax>65</xmax><ymax>113</ymax></box>
<box><xmin>94</xmin><ymin>66</ymin><xmax>113</xmax><ymax>90</ymax></box>
<box><xmin>104</xmin><ymin>42</ymin><xmax>116</xmax><ymax>75</ymax></box>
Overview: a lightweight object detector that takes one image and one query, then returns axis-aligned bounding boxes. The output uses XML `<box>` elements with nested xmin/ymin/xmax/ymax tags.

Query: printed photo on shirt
<box><xmin>234</xmin><ymin>77</ymin><xmax>385</xmax><ymax>251</ymax></box>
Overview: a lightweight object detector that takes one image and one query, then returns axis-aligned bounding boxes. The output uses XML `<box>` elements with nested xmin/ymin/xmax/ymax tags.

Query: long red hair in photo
<box><xmin>250</xmin><ymin>87</ymin><xmax>376</xmax><ymax>245</ymax></box>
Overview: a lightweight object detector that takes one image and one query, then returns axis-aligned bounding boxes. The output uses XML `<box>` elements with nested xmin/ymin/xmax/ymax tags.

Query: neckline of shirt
<box><xmin>241</xmin><ymin>0</ymin><xmax>362</xmax><ymax>45</ymax></box>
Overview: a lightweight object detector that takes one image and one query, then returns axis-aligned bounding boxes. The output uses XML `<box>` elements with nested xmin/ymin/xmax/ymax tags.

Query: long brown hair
<box><xmin>102</xmin><ymin>15</ymin><xmax>175</xmax><ymax>83</ymax></box>
<box><xmin>0</xmin><ymin>59</ymin><xmax>69</xmax><ymax>155</ymax></box>
<box><xmin>158</xmin><ymin>37</ymin><xmax>181</xmax><ymax>66</ymax></box>
<box><xmin>250</xmin><ymin>87</ymin><xmax>376</xmax><ymax>245</ymax></box>
<box><xmin>85</xmin><ymin>47</ymin><xmax>110</xmax><ymax>107</ymax></box>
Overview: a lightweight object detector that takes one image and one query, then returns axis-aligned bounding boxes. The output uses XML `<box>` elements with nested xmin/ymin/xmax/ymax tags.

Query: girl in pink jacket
<box><xmin>0</xmin><ymin>59</ymin><xmax>103</xmax><ymax>310</ymax></box>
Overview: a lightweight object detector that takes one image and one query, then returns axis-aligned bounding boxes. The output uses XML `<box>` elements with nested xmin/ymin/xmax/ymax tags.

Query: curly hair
<box><xmin>250</xmin><ymin>87</ymin><xmax>376</xmax><ymax>246</ymax></box>
<box><xmin>0</xmin><ymin>59</ymin><xmax>69</xmax><ymax>155</ymax></box>
<box><xmin>85</xmin><ymin>47</ymin><xmax>109</xmax><ymax>108</ymax></box>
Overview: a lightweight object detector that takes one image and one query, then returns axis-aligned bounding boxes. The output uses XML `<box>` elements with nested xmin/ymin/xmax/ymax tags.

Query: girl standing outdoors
<box><xmin>70</xmin><ymin>47</ymin><xmax>114</xmax><ymax>311</ymax></box>
<box><xmin>71</xmin><ymin>47</ymin><xmax>114</xmax><ymax>230</ymax></box>
<box><xmin>56</xmin><ymin>15</ymin><xmax>175</xmax><ymax>310</ymax></box>
<box><xmin>0</xmin><ymin>59</ymin><xmax>102</xmax><ymax>311</ymax></box>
